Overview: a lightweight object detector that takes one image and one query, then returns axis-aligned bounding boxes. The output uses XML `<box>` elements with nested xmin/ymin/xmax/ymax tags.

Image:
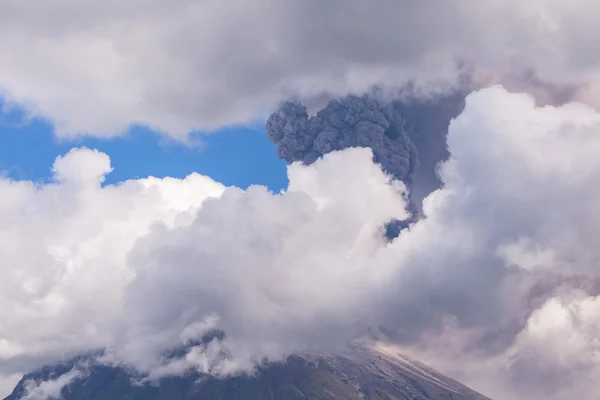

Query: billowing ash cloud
<box><xmin>266</xmin><ymin>95</ymin><xmax>417</xmax><ymax>236</ymax></box>
<box><xmin>265</xmin><ymin>92</ymin><xmax>466</xmax><ymax>235</ymax></box>
<box><xmin>266</xmin><ymin>96</ymin><xmax>419</xmax><ymax>182</ymax></box>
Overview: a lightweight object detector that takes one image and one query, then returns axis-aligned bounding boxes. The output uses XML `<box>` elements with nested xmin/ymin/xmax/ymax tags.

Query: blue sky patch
<box><xmin>0</xmin><ymin>105</ymin><xmax>288</xmax><ymax>191</ymax></box>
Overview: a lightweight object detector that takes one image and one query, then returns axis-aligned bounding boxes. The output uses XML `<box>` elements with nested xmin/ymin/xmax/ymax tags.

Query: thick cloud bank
<box><xmin>2</xmin><ymin>86</ymin><xmax>600</xmax><ymax>400</ymax></box>
<box><xmin>2</xmin><ymin>0</ymin><xmax>600</xmax><ymax>137</ymax></box>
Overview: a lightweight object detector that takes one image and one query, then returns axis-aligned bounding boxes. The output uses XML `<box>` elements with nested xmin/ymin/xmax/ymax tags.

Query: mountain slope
<box><xmin>5</xmin><ymin>343</ymin><xmax>490</xmax><ymax>400</ymax></box>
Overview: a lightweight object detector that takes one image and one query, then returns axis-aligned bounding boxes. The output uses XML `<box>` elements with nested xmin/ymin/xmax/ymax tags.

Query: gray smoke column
<box><xmin>265</xmin><ymin>93</ymin><xmax>466</xmax><ymax>234</ymax></box>
<box><xmin>266</xmin><ymin>95</ymin><xmax>419</xmax><ymax>180</ymax></box>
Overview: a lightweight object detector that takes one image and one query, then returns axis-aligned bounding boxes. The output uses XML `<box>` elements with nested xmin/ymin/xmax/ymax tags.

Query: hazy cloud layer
<box><xmin>2</xmin><ymin>0</ymin><xmax>600</xmax><ymax>137</ymax></box>
<box><xmin>1</xmin><ymin>87</ymin><xmax>600</xmax><ymax>400</ymax></box>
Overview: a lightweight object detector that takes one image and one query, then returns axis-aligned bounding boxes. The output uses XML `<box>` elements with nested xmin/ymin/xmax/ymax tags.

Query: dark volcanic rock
<box><xmin>5</xmin><ymin>343</ymin><xmax>490</xmax><ymax>400</ymax></box>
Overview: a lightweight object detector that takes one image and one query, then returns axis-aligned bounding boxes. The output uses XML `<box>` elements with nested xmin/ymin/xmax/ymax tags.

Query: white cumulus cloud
<box><xmin>0</xmin><ymin>147</ymin><xmax>225</xmax><ymax>379</ymax></box>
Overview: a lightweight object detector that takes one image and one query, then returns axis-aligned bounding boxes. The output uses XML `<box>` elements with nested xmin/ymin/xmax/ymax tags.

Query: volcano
<box><xmin>5</xmin><ymin>342</ymin><xmax>490</xmax><ymax>400</ymax></box>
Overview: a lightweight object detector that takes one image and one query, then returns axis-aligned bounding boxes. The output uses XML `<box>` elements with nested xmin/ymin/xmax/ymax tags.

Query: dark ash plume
<box><xmin>266</xmin><ymin>95</ymin><xmax>419</xmax><ymax>183</ymax></box>
<box><xmin>266</xmin><ymin>92</ymin><xmax>466</xmax><ymax>235</ymax></box>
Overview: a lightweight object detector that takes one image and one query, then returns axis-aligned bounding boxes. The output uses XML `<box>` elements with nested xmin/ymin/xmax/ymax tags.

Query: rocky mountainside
<box><xmin>5</xmin><ymin>342</ymin><xmax>489</xmax><ymax>400</ymax></box>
